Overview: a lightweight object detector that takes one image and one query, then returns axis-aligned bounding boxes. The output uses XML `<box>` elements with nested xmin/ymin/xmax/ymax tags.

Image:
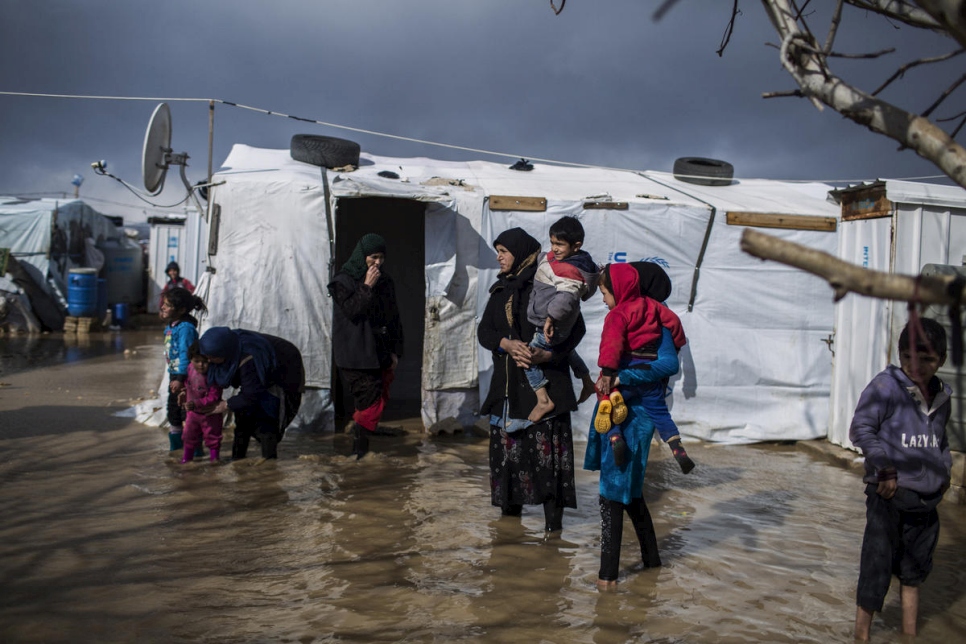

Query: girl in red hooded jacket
<box><xmin>595</xmin><ymin>262</ymin><xmax>694</xmax><ymax>472</ymax></box>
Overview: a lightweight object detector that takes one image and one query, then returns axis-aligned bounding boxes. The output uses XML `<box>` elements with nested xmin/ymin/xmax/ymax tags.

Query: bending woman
<box><xmin>199</xmin><ymin>327</ymin><xmax>305</xmax><ymax>460</ymax></box>
<box><xmin>477</xmin><ymin>227</ymin><xmax>585</xmax><ymax>533</ymax></box>
<box><xmin>328</xmin><ymin>233</ymin><xmax>403</xmax><ymax>459</ymax></box>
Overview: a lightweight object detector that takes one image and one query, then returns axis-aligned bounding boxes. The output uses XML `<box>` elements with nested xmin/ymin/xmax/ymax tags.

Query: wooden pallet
<box><xmin>64</xmin><ymin>316</ymin><xmax>101</xmax><ymax>334</ymax></box>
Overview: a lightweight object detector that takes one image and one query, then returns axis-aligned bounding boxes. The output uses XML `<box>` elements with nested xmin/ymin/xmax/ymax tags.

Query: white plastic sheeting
<box><xmin>0</xmin><ymin>197</ymin><xmax>121</xmax><ymax>298</ymax></box>
<box><xmin>197</xmin><ymin>145</ymin><xmax>842</xmax><ymax>442</ymax></box>
<box><xmin>828</xmin><ymin>180</ymin><xmax>966</xmax><ymax>449</ymax></box>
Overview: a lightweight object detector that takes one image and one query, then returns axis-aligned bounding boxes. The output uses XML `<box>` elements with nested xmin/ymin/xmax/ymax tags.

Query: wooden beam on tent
<box><xmin>583</xmin><ymin>201</ymin><xmax>629</xmax><ymax>210</ymax></box>
<box><xmin>725</xmin><ymin>211</ymin><xmax>837</xmax><ymax>232</ymax></box>
<box><xmin>489</xmin><ymin>196</ymin><xmax>547</xmax><ymax>212</ymax></box>
<box><xmin>838</xmin><ymin>184</ymin><xmax>893</xmax><ymax>221</ymax></box>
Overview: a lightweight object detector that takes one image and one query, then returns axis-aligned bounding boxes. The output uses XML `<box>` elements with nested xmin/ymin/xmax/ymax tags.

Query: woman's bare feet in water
<box><xmin>596</xmin><ymin>579</ymin><xmax>618</xmax><ymax>592</ymax></box>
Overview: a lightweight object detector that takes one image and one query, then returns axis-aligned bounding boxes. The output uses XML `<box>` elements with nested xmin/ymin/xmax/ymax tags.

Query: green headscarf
<box><xmin>341</xmin><ymin>233</ymin><xmax>387</xmax><ymax>280</ymax></box>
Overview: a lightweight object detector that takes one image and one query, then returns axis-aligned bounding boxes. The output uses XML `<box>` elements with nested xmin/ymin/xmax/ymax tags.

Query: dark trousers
<box><xmin>856</xmin><ymin>484</ymin><xmax>940</xmax><ymax>612</ymax></box>
<box><xmin>166</xmin><ymin>387</ymin><xmax>185</xmax><ymax>429</ymax></box>
<box><xmin>598</xmin><ymin>495</ymin><xmax>661</xmax><ymax>581</ymax></box>
<box><xmin>232</xmin><ymin>409</ymin><xmax>279</xmax><ymax>460</ymax></box>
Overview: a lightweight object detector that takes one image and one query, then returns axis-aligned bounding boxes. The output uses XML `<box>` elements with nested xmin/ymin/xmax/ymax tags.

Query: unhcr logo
<box><xmin>606</xmin><ymin>254</ymin><xmax>670</xmax><ymax>268</ymax></box>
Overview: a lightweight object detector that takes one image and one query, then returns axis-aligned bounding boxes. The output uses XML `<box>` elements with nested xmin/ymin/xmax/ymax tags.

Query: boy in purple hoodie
<box><xmin>850</xmin><ymin>318</ymin><xmax>952</xmax><ymax>641</ymax></box>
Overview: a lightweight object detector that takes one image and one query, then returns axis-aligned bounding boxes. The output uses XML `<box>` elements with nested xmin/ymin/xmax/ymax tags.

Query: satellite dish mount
<box><xmin>142</xmin><ymin>102</ymin><xmax>206</xmax><ymax>214</ymax></box>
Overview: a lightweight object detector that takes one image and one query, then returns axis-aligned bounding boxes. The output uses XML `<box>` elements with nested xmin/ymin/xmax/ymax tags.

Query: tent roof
<box><xmin>0</xmin><ymin>196</ymin><xmax>87</xmax><ymax>214</ymax></box>
<box><xmin>218</xmin><ymin>145</ymin><xmax>839</xmax><ymax>216</ymax></box>
<box><xmin>828</xmin><ymin>179</ymin><xmax>966</xmax><ymax>210</ymax></box>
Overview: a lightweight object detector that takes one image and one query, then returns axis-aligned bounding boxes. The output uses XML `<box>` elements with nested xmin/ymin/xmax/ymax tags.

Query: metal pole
<box><xmin>206</xmin><ymin>100</ymin><xmax>214</xmax><ymax>221</ymax></box>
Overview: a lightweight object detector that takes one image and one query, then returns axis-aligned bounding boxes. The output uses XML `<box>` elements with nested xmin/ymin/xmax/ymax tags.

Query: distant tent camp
<box><xmin>0</xmin><ymin>197</ymin><xmax>138</xmax><ymax>332</ymax></box>
<box><xmin>194</xmin><ymin>144</ymin><xmax>842</xmax><ymax>444</ymax></box>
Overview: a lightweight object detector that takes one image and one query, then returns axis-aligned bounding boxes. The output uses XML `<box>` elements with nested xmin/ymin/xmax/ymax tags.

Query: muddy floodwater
<box><xmin>2</xmin><ymin>332</ymin><xmax>966</xmax><ymax>643</ymax></box>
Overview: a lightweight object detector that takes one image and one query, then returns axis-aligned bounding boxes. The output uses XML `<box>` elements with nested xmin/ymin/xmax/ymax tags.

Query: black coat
<box><xmin>477</xmin><ymin>276</ymin><xmax>585</xmax><ymax>419</ymax></box>
<box><xmin>328</xmin><ymin>270</ymin><xmax>403</xmax><ymax>370</ymax></box>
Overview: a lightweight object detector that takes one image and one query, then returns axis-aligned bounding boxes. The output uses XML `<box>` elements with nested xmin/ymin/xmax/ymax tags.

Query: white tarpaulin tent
<box><xmin>827</xmin><ymin>180</ymin><xmax>966</xmax><ymax>451</ymax></box>
<box><xmin>0</xmin><ymin>196</ymin><xmax>121</xmax><ymax>288</ymax></box>
<box><xmin>197</xmin><ymin>144</ymin><xmax>841</xmax><ymax>442</ymax></box>
<box><xmin>0</xmin><ymin>197</ymin><xmax>125</xmax><ymax>330</ymax></box>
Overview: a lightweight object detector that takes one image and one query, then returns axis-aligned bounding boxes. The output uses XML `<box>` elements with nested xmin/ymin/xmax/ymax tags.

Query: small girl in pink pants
<box><xmin>179</xmin><ymin>343</ymin><xmax>224</xmax><ymax>463</ymax></box>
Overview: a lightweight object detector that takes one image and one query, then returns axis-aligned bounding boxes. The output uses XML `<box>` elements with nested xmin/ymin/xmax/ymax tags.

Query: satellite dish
<box><xmin>142</xmin><ymin>103</ymin><xmax>172</xmax><ymax>194</ymax></box>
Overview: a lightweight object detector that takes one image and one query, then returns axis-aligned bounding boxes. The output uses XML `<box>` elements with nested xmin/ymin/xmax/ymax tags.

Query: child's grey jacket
<box><xmin>849</xmin><ymin>364</ymin><xmax>952</xmax><ymax>495</ymax></box>
<box><xmin>526</xmin><ymin>250</ymin><xmax>599</xmax><ymax>342</ymax></box>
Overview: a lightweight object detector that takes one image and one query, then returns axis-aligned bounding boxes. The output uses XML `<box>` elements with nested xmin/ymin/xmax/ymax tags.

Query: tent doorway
<box><xmin>332</xmin><ymin>197</ymin><xmax>425</xmax><ymax>423</ymax></box>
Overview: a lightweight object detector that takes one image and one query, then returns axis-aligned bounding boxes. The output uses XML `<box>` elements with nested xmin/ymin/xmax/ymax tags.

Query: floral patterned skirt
<box><xmin>489</xmin><ymin>414</ymin><xmax>577</xmax><ymax>510</ymax></box>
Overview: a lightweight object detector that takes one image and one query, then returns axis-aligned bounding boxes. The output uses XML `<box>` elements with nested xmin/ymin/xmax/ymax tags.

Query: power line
<box><xmin>0</xmin><ymin>90</ymin><xmax>955</xmax><ymax>186</ymax></box>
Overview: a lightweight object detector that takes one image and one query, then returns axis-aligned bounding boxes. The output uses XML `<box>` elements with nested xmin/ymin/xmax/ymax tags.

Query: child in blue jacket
<box><xmin>160</xmin><ymin>287</ymin><xmax>207</xmax><ymax>451</ymax></box>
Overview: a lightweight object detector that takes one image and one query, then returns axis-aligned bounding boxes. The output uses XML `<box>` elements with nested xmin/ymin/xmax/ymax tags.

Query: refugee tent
<box><xmin>195</xmin><ymin>143</ymin><xmax>841</xmax><ymax>443</ymax></box>
<box><xmin>0</xmin><ymin>196</ymin><xmax>134</xmax><ymax>331</ymax></box>
<box><xmin>827</xmin><ymin>180</ymin><xmax>966</xmax><ymax>452</ymax></box>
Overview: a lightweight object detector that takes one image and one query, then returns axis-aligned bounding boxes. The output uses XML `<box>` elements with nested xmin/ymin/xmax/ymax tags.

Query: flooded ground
<box><xmin>1</xmin><ymin>331</ymin><xmax>966</xmax><ymax>643</ymax></box>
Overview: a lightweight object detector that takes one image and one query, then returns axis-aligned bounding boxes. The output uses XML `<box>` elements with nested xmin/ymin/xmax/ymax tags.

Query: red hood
<box><xmin>609</xmin><ymin>263</ymin><xmax>641</xmax><ymax>305</ymax></box>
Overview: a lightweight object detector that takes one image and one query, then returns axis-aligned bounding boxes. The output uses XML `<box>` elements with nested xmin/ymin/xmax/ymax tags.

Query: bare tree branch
<box><xmin>845</xmin><ymin>0</ymin><xmax>944</xmax><ymax>31</ymax></box>
<box><xmin>824</xmin><ymin>0</ymin><xmax>846</xmax><ymax>53</ymax></box>
<box><xmin>717</xmin><ymin>0</ymin><xmax>741</xmax><ymax>56</ymax></box>
<box><xmin>912</xmin><ymin>0</ymin><xmax>966</xmax><ymax>48</ymax></box>
<box><xmin>792</xmin><ymin>35</ymin><xmax>898</xmax><ymax>58</ymax></box>
<box><xmin>949</xmin><ymin>112</ymin><xmax>966</xmax><ymax>137</ymax></box>
<box><xmin>872</xmin><ymin>48</ymin><xmax>966</xmax><ymax>96</ymax></box>
<box><xmin>922</xmin><ymin>72</ymin><xmax>966</xmax><ymax>117</ymax></box>
<box><xmin>762</xmin><ymin>89</ymin><xmax>807</xmax><ymax>98</ymax></box>
<box><xmin>740</xmin><ymin>229</ymin><xmax>966</xmax><ymax>304</ymax></box>
<box><xmin>653</xmin><ymin>0</ymin><xmax>682</xmax><ymax>21</ymax></box>
<box><xmin>762</xmin><ymin>0</ymin><xmax>966</xmax><ymax>188</ymax></box>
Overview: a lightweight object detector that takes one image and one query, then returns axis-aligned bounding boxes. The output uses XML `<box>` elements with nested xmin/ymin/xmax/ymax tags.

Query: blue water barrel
<box><xmin>96</xmin><ymin>278</ymin><xmax>107</xmax><ymax>319</ymax></box>
<box><xmin>67</xmin><ymin>268</ymin><xmax>98</xmax><ymax>317</ymax></box>
<box><xmin>113</xmin><ymin>302</ymin><xmax>130</xmax><ymax>329</ymax></box>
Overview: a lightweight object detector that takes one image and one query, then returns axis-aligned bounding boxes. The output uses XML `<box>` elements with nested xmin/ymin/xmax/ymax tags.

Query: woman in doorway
<box><xmin>328</xmin><ymin>233</ymin><xmax>404</xmax><ymax>459</ymax></box>
<box><xmin>477</xmin><ymin>227</ymin><xmax>584</xmax><ymax>533</ymax></box>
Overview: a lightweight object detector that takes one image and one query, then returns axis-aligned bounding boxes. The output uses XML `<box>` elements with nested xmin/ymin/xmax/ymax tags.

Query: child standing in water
<box><xmin>851</xmin><ymin>318</ymin><xmax>952</xmax><ymax>640</ymax></box>
<box><xmin>525</xmin><ymin>216</ymin><xmax>599</xmax><ymax>422</ymax></box>
<box><xmin>178</xmin><ymin>343</ymin><xmax>224</xmax><ymax>464</ymax></box>
<box><xmin>595</xmin><ymin>263</ymin><xmax>692</xmax><ymax>471</ymax></box>
<box><xmin>583</xmin><ymin>282</ymin><xmax>683</xmax><ymax>589</ymax></box>
<box><xmin>160</xmin><ymin>287</ymin><xmax>207</xmax><ymax>452</ymax></box>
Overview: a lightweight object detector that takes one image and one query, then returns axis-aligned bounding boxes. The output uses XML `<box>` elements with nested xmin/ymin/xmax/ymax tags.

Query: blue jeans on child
<box><xmin>606</xmin><ymin>374</ymin><xmax>680</xmax><ymax>443</ymax></box>
<box><xmin>526</xmin><ymin>331</ymin><xmax>591</xmax><ymax>391</ymax></box>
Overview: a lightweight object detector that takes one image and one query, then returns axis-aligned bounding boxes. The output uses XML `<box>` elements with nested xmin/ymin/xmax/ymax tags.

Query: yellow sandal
<box><xmin>609</xmin><ymin>391</ymin><xmax>628</xmax><ymax>425</ymax></box>
<box><xmin>594</xmin><ymin>400</ymin><xmax>613</xmax><ymax>434</ymax></box>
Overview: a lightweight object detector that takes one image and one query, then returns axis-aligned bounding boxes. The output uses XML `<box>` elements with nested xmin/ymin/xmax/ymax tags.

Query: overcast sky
<box><xmin>1</xmin><ymin>1</ymin><xmax>961</xmax><ymax>222</ymax></box>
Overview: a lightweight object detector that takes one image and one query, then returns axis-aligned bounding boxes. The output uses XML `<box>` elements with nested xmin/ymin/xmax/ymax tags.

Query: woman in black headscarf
<box><xmin>477</xmin><ymin>227</ymin><xmax>585</xmax><ymax>533</ymax></box>
<box><xmin>199</xmin><ymin>327</ymin><xmax>305</xmax><ymax>460</ymax></box>
<box><xmin>328</xmin><ymin>233</ymin><xmax>403</xmax><ymax>459</ymax></box>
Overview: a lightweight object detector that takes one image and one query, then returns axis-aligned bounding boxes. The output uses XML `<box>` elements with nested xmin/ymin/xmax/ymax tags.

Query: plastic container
<box><xmin>99</xmin><ymin>239</ymin><xmax>145</xmax><ymax>308</ymax></box>
<box><xmin>67</xmin><ymin>268</ymin><xmax>98</xmax><ymax>317</ymax></box>
<box><xmin>96</xmin><ymin>278</ymin><xmax>107</xmax><ymax>320</ymax></box>
<box><xmin>113</xmin><ymin>302</ymin><xmax>130</xmax><ymax>329</ymax></box>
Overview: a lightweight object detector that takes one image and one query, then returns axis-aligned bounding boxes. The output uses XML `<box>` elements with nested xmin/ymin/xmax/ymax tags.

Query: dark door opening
<box><xmin>332</xmin><ymin>197</ymin><xmax>425</xmax><ymax>424</ymax></box>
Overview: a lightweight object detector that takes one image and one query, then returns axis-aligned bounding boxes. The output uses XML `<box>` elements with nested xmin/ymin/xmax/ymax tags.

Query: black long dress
<box><xmin>477</xmin><ymin>253</ymin><xmax>585</xmax><ymax>518</ymax></box>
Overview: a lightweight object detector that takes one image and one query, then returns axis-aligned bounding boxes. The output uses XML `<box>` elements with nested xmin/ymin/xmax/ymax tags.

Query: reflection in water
<box><xmin>2</xmin><ymin>369</ymin><xmax>966</xmax><ymax>642</ymax></box>
<box><xmin>0</xmin><ymin>331</ymin><xmax>147</xmax><ymax>376</ymax></box>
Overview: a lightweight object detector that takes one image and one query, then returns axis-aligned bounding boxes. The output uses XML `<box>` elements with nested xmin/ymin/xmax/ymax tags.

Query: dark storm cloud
<box><xmin>0</xmin><ymin>1</ymin><xmax>959</xmax><ymax>219</ymax></box>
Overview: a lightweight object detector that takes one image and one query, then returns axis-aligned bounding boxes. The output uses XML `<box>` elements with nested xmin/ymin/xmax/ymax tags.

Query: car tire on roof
<box><xmin>290</xmin><ymin>134</ymin><xmax>361</xmax><ymax>169</ymax></box>
<box><xmin>672</xmin><ymin>157</ymin><xmax>734</xmax><ymax>186</ymax></box>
